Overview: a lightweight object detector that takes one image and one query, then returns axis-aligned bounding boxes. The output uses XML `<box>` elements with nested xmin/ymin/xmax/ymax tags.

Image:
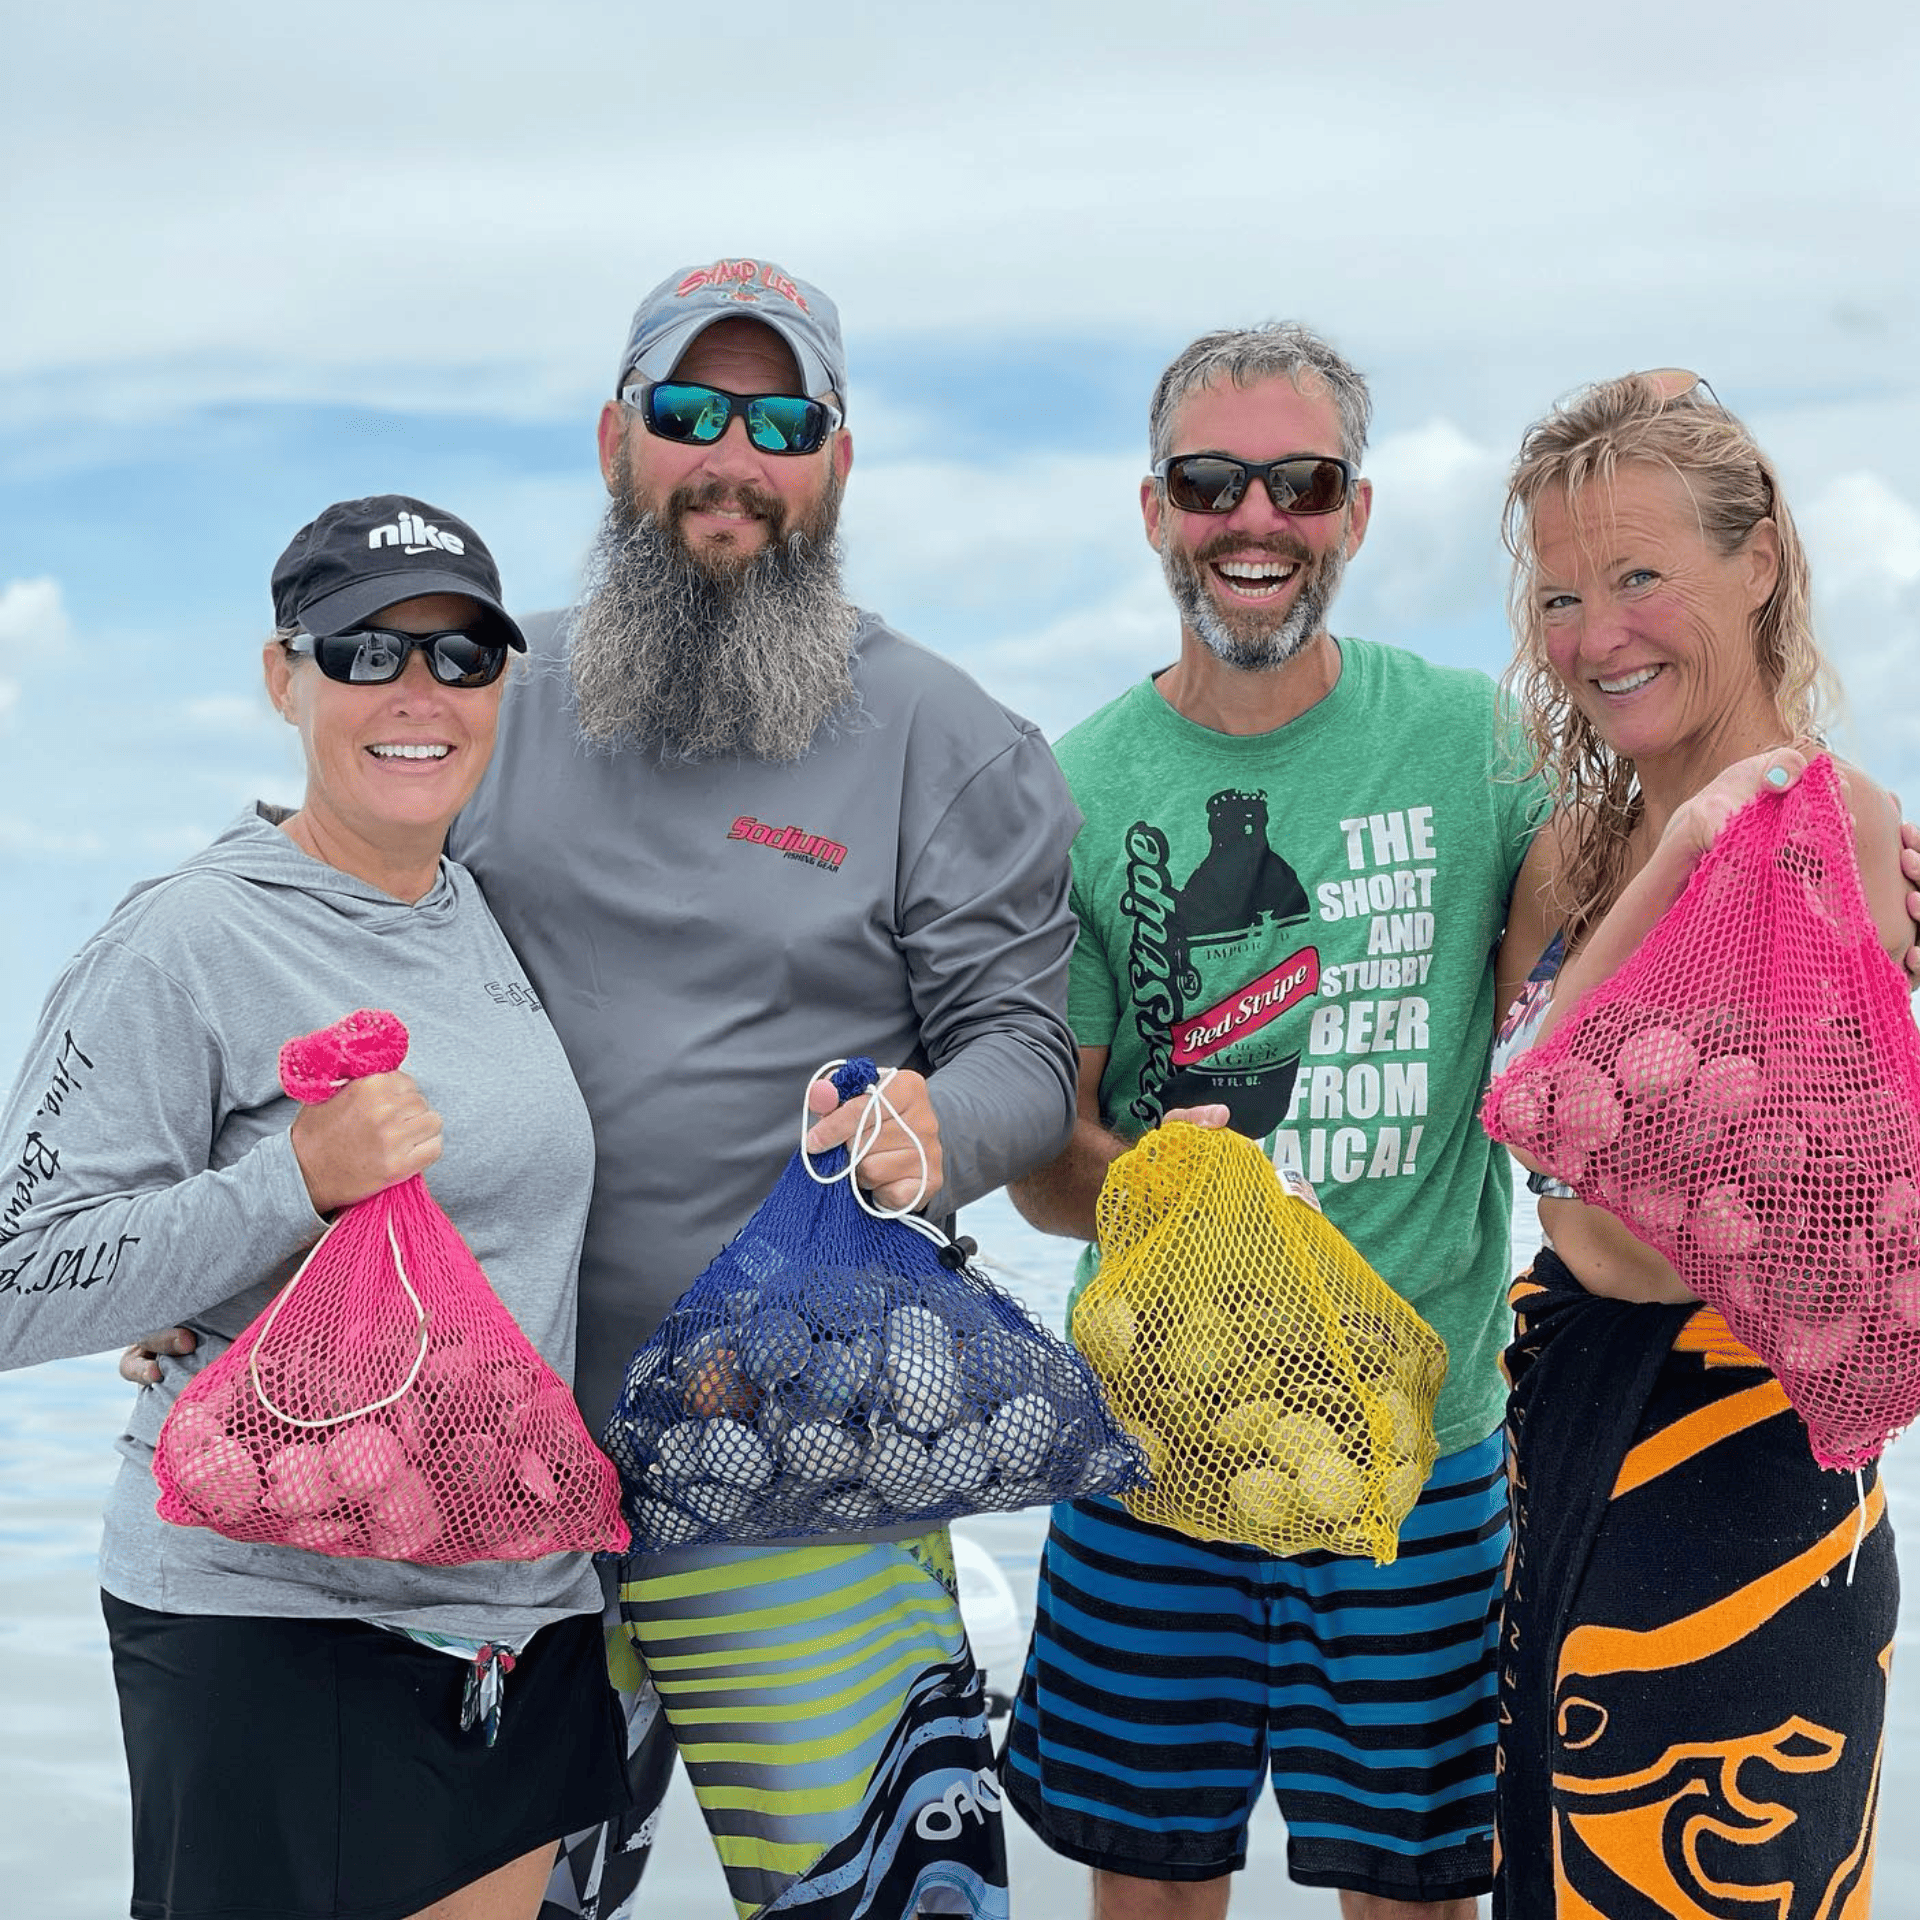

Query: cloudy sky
<box><xmin>3</xmin><ymin>0</ymin><xmax>1918</xmax><ymax>1072</ymax></box>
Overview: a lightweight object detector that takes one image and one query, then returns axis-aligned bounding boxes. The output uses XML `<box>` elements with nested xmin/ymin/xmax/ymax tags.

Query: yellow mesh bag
<box><xmin>1074</xmin><ymin>1124</ymin><xmax>1448</xmax><ymax>1563</ymax></box>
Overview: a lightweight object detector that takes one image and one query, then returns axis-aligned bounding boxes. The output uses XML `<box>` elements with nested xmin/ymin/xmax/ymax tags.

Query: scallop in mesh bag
<box><xmin>1076</xmin><ymin>1123</ymin><xmax>1448</xmax><ymax>1563</ymax></box>
<box><xmin>152</xmin><ymin>1010</ymin><xmax>629</xmax><ymax>1563</ymax></box>
<box><xmin>602</xmin><ymin>1058</ymin><xmax>1147</xmax><ymax>1553</ymax></box>
<box><xmin>1481</xmin><ymin>755</ymin><xmax>1920</xmax><ymax>1469</ymax></box>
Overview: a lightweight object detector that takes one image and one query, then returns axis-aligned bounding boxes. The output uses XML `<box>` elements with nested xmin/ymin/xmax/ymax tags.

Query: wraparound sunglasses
<box><xmin>286</xmin><ymin>628</ymin><xmax>509</xmax><ymax>688</ymax></box>
<box><xmin>621</xmin><ymin>380</ymin><xmax>842</xmax><ymax>456</ymax></box>
<box><xmin>1153</xmin><ymin>452</ymin><xmax>1356</xmax><ymax>517</ymax></box>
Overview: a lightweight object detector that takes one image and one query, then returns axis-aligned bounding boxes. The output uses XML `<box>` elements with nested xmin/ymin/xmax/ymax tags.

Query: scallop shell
<box><xmin>176</xmin><ymin>1434</ymin><xmax>263</xmax><ymax>1522</ymax></box>
<box><xmin>653</xmin><ymin>1421</ymin><xmax>708</xmax><ymax>1485</ymax></box>
<box><xmin>1077</xmin><ymin>1443</ymin><xmax>1141</xmax><ymax>1497</ymax></box>
<box><xmin>882</xmin><ymin>1329</ymin><xmax>961</xmax><ymax>1436</ymax></box>
<box><xmin>872</xmin><ymin>1472</ymin><xmax>939</xmax><ymax>1514</ymax></box>
<box><xmin>367</xmin><ymin>1468</ymin><xmax>443</xmax><ymax>1557</ymax></box>
<box><xmin>984</xmin><ymin>1394</ymin><xmax>1058</xmax><ymax>1476</ymax></box>
<box><xmin>797</xmin><ymin>1338</ymin><xmax>874</xmax><ymax>1419</ymax></box>
<box><xmin>782</xmin><ymin>1421</ymin><xmax>866</xmax><ymax>1484</ymax></box>
<box><xmin>886</xmin><ymin>1304</ymin><xmax>952</xmax><ymax>1348</ymax></box>
<box><xmin>263</xmin><ymin>1442</ymin><xmax>339</xmax><ymax>1517</ymax></box>
<box><xmin>958</xmin><ymin>1326</ymin><xmax>1037</xmax><ymax>1405</ymax></box>
<box><xmin>681</xmin><ymin>1481</ymin><xmax>755</xmax><ymax>1525</ymax></box>
<box><xmin>865</xmin><ymin>1420</ymin><xmax>929</xmax><ymax>1481</ymax></box>
<box><xmin>928</xmin><ymin>1426</ymin><xmax>992</xmax><ymax>1491</ymax></box>
<box><xmin>635</xmin><ymin>1497</ymin><xmax>706</xmax><ymax>1547</ymax></box>
<box><xmin>515</xmin><ymin>1449</ymin><xmax>561</xmax><ymax>1507</ymax></box>
<box><xmin>865</xmin><ymin>1420</ymin><xmax>937</xmax><ymax>1508</ymax></box>
<box><xmin>818</xmin><ymin>1486</ymin><xmax>886</xmax><ymax>1527</ymax></box>
<box><xmin>739</xmin><ymin>1308</ymin><xmax>813</xmax><ymax>1387</ymax></box>
<box><xmin>325</xmin><ymin>1423</ymin><xmax>406</xmax><ymax>1498</ymax></box>
<box><xmin>702</xmin><ymin>1421</ymin><xmax>775</xmax><ymax>1491</ymax></box>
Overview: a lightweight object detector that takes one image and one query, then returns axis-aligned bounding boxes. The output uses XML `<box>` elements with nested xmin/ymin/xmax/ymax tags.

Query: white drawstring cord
<box><xmin>1846</xmin><ymin>1468</ymin><xmax>1867</xmax><ymax>1585</ymax></box>
<box><xmin>799</xmin><ymin>1059</ymin><xmax>949</xmax><ymax>1250</ymax></box>
<box><xmin>248</xmin><ymin>1211</ymin><xmax>429</xmax><ymax>1428</ymax></box>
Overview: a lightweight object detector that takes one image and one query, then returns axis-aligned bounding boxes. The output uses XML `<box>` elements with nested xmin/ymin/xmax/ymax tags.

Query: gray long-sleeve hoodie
<box><xmin>0</xmin><ymin>806</ymin><xmax>603</xmax><ymax>1635</ymax></box>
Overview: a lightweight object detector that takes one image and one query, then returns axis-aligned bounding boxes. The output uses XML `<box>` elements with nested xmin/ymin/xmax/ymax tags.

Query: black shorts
<box><xmin>101</xmin><ymin>1591</ymin><xmax>631</xmax><ymax>1920</ymax></box>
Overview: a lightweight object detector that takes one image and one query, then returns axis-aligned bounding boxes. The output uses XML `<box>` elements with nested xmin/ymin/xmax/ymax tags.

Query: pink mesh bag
<box><xmin>152</xmin><ymin>1010</ymin><xmax>629</xmax><ymax>1562</ymax></box>
<box><xmin>1482</xmin><ymin>755</ymin><xmax>1920</xmax><ymax>1470</ymax></box>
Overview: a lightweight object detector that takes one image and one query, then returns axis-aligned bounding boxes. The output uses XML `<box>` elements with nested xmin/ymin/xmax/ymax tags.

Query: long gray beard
<box><xmin>1162</xmin><ymin>530</ymin><xmax>1348</xmax><ymax>671</ymax></box>
<box><xmin>568</xmin><ymin>500</ymin><xmax>861</xmax><ymax>762</ymax></box>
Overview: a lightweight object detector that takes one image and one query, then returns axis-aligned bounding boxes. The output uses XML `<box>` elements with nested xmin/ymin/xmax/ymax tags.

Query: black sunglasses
<box><xmin>620</xmin><ymin>380</ymin><xmax>842</xmax><ymax>456</ymax></box>
<box><xmin>1153</xmin><ymin>453</ymin><xmax>1356</xmax><ymax>517</ymax></box>
<box><xmin>286</xmin><ymin>627</ymin><xmax>509</xmax><ymax>689</ymax></box>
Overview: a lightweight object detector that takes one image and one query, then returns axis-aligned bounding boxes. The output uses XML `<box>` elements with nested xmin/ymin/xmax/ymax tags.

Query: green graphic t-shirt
<box><xmin>1060</xmin><ymin>637</ymin><xmax>1545</xmax><ymax>1453</ymax></box>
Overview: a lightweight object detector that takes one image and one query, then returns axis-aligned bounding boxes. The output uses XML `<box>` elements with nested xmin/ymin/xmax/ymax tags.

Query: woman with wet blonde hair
<box><xmin>1503</xmin><ymin>369</ymin><xmax>1834</xmax><ymax>951</ymax></box>
<box><xmin>1486</xmin><ymin>372</ymin><xmax>1906</xmax><ymax>1917</ymax></box>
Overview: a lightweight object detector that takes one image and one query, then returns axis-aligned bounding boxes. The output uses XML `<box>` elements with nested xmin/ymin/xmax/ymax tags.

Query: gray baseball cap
<box><xmin>615</xmin><ymin>257</ymin><xmax>847</xmax><ymax>404</ymax></box>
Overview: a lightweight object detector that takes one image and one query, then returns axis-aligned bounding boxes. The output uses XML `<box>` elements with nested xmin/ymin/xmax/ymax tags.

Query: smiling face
<box><xmin>1143</xmin><ymin>371</ymin><xmax>1371</xmax><ymax>671</ymax></box>
<box><xmin>263</xmin><ymin>590</ymin><xmax>505</xmax><ymax>890</ymax></box>
<box><xmin>1530</xmin><ymin>463</ymin><xmax>1782</xmax><ymax>771</ymax></box>
<box><xmin>596</xmin><ymin>317</ymin><xmax>852</xmax><ymax>568</ymax></box>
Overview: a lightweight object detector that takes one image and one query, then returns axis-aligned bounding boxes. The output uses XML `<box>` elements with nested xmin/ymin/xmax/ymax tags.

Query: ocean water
<box><xmin>1</xmin><ymin>1190</ymin><xmax>1914</xmax><ymax>1916</ymax></box>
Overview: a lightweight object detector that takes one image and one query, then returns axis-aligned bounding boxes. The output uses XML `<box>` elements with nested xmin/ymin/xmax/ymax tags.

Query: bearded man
<box><xmin>1000</xmin><ymin>324</ymin><xmax>1544</xmax><ymax>1920</ymax></box>
<box><xmin>449</xmin><ymin>260</ymin><xmax>1082</xmax><ymax>1920</ymax></box>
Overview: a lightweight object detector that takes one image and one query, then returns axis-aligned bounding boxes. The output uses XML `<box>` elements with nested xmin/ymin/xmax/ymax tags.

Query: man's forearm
<box><xmin>1007</xmin><ymin>1115</ymin><xmax>1133</xmax><ymax>1243</ymax></box>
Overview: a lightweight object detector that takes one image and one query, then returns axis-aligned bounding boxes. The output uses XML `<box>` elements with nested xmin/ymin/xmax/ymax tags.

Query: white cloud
<box><xmin>0</xmin><ymin>578</ymin><xmax>72</xmax><ymax>730</ymax></box>
<box><xmin>1803</xmin><ymin>473</ymin><xmax>1920</xmax><ymax>597</ymax></box>
<box><xmin>5</xmin><ymin>1</ymin><xmax>1917</xmax><ymax>429</ymax></box>
<box><xmin>843</xmin><ymin>449</ymin><xmax>1148</xmax><ymax>610</ymax></box>
<box><xmin>1335</xmin><ymin>420</ymin><xmax>1510</xmax><ymax>646</ymax></box>
<box><xmin>0</xmin><ymin>578</ymin><xmax>71</xmax><ymax>660</ymax></box>
<box><xmin>1803</xmin><ymin>472</ymin><xmax>1920</xmax><ymax>802</ymax></box>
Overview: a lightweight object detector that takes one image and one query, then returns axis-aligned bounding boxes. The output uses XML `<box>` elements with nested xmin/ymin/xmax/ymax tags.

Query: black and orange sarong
<box><xmin>1495</xmin><ymin>1249</ymin><xmax>1897</xmax><ymax>1918</ymax></box>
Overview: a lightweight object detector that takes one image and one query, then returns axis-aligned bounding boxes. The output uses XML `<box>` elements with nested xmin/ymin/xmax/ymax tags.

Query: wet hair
<box><xmin>1147</xmin><ymin>323</ymin><xmax>1373</xmax><ymax>468</ymax></box>
<box><xmin>1501</xmin><ymin>371</ymin><xmax>1834</xmax><ymax>947</ymax></box>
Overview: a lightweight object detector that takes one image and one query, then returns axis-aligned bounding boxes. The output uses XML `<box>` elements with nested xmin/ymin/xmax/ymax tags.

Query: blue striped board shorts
<box><xmin>1000</xmin><ymin>1433</ymin><xmax>1506</xmax><ymax>1905</ymax></box>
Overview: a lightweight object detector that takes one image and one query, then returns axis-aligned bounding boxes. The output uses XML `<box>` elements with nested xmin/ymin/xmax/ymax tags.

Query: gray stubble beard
<box><xmin>568</xmin><ymin>472</ymin><xmax>861</xmax><ymax>763</ymax></box>
<box><xmin>1161</xmin><ymin>525</ymin><xmax>1349</xmax><ymax>672</ymax></box>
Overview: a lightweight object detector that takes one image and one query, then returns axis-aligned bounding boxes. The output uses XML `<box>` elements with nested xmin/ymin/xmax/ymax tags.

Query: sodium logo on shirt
<box><xmin>726</xmin><ymin>815</ymin><xmax>847</xmax><ymax>872</ymax></box>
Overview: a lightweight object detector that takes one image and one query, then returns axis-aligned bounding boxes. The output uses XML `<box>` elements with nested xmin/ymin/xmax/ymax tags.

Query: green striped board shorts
<box><xmin>541</xmin><ymin>1527</ymin><xmax>1008</xmax><ymax>1920</ymax></box>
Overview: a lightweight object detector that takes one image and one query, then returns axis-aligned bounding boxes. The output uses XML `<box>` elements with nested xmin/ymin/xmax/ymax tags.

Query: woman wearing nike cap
<box><xmin>0</xmin><ymin>496</ymin><xmax>626</xmax><ymax>1920</ymax></box>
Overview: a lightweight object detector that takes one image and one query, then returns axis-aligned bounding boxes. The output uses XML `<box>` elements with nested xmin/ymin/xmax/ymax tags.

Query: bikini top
<box><xmin>1490</xmin><ymin>930</ymin><xmax>1577</xmax><ymax>1202</ymax></box>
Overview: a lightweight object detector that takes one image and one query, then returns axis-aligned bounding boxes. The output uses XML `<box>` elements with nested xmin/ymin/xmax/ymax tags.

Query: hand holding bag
<box><xmin>153</xmin><ymin>1010</ymin><xmax>628</xmax><ymax>1562</ymax></box>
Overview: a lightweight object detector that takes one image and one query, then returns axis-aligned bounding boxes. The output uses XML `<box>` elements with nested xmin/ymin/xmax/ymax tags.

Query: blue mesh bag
<box><xmin>603</xmin><ymin>1059</ymin><xmax>1148</xmax><ymax>1552</ymax></box>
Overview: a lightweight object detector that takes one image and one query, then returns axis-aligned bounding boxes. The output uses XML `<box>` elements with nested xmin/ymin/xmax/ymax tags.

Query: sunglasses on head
<box><xmin>1153</xmin><ymin>452</ymin><xmax>1356</xmax><ymax>517</ymax></box>
<box><xmin>621</xmin><ymin>380</ymin><xmax>842</xmax><ymax>456</ymax></box>
<box><xmin>1637</xmin><ymin>366</ymin><xmax>1719</xmax><ymax>407</ymax></box>
<box><xmin>286</xmin><ymin>627</ymin><xmax>510</xmax><ymax>689</ymax></box>
<box><xmin>1629</xmin><ymin>368</ymin><xmax>1773</xmax><ymax>506</ymax></box>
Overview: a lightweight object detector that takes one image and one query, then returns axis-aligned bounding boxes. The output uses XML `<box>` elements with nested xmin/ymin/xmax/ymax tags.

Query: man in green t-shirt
<box><xmin>1000</xmin><ymin>323</ymin><xmax>1542</xmax><ymax>1920</ymax></box>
